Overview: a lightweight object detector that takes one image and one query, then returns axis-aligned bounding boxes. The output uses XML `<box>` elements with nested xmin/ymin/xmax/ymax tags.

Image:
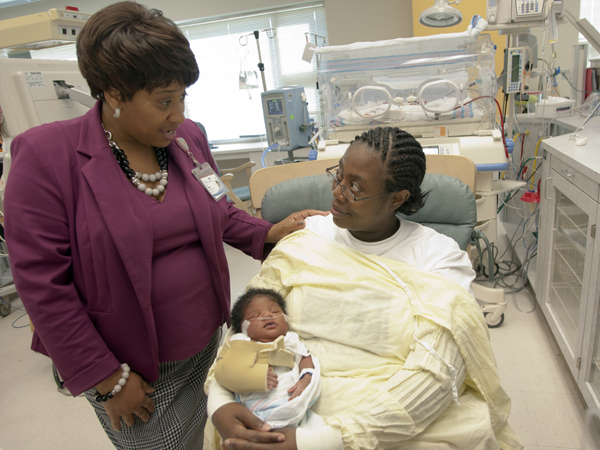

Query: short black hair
<box><xmin>352</xmin><ymin>127</ymin><xmax>427</xmax><ymax>215</ymax></box>
<box><xmin>77</xmin><ymin>1</ymin><xmax>199</xmax><ymax>101</ymax></box>
<box><xmin>230</xmin><ymin>288</ymin><xmax>287</xmax><ymax>334</ymax></box>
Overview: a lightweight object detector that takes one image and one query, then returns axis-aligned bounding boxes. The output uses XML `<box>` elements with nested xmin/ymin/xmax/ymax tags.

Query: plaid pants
<box><xmin>85</xmin><ymin>330</ymin><xmax>220</xmax><ymax>450</ymax></box>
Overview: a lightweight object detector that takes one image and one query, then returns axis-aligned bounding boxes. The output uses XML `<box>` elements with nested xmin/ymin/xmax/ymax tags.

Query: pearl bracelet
<box><xmin>95</xmin><ymin>363</ymin><xmax>130</xmax><ymax>403</ymax></box>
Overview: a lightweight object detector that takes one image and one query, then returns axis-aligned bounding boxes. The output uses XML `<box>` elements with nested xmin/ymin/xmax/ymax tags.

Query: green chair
<box><xmin>251</xmin><ymin>155</ymin><xmax>507</xmax><ymax>328</ymax></box>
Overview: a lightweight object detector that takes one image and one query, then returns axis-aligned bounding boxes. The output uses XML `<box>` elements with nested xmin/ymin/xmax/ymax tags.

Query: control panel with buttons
<box><xmin>515</xmin><ymin>0</ymin><xmax>541</xmax><ymax>17</ymax></box>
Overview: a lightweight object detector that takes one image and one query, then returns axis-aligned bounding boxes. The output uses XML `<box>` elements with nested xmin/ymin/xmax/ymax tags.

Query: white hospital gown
<box><xmin>228</xmin><ymin>331</ymin><xmax>318</xmax><ymax>429</ymax></box>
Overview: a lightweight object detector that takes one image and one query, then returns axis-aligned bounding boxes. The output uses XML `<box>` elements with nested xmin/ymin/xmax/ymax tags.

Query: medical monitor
<box><xmin>0</xmin><ymin>58</ymin><xmax>91</xmax><ymax>138</ymax></box>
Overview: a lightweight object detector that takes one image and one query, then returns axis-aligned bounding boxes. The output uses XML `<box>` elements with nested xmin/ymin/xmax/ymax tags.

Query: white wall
<box><xmin>325</xmin><ymin>0</ymin><xmax>413</xmax><ymax>44</ymax></box>
<box><xmin>0</xmin><ymin>0</ymin><xmax>414</xmax><ymax>43</ymax></box>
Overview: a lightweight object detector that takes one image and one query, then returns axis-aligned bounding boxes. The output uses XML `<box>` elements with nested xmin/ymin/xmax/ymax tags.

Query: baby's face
<box><xmin>243</xmin><ymin>295</ymin><xmax>289</xmax><ymax>343</ymax></box>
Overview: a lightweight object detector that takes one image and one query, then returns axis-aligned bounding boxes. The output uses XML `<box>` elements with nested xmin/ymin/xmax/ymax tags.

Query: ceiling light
<box><xmin>419</xmin><ymin>0</ymin><xmax>463</xmax><ymax>28</ymax></box>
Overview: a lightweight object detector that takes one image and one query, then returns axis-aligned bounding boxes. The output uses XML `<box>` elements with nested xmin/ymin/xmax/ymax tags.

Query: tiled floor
<box><xmin>487</xmin><ymin>286</ymin><xmax>594</xmax><ymax>450</ymax></box>
<box><xmin>0</xmin><ymin>242</ymin><xmax>598</xmax><ymax>449</ymax></box>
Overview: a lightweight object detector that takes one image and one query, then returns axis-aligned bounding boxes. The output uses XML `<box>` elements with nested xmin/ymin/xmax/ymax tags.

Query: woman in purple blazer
<box><xmin>3</xmin><ymin>2</ymin><xmax>322</xmax><ymax>449</ymax></box>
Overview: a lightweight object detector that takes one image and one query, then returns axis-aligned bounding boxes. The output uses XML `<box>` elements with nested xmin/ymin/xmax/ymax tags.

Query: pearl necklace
<box><xmin>103</xmin><ymin>127</ymin><xmax>169</xmax><ymax>198</ymax></box>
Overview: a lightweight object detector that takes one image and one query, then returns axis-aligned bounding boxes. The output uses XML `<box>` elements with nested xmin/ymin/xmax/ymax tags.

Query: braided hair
<box><xmin>352</xmin><ymin>127</ymin><xmax>427</xmax><ymax>215</ymax></box>
<box><xmin>230</xmin><ymin>288</ymin><xmax>287</xmax><ymax>334</ymax></box>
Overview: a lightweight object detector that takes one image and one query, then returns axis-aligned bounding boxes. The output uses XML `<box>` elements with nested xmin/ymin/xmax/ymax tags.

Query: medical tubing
<box><xmin>261</xmin><ymin>143</ymin><xmax>280</xmax><ymax>168</ymax></box>
<box><xmin>452</xmin><ymin>96</ymin><xmax>508</xmax><ymax>158</ymax></box>
<box><xmin>0</xmin><ymin>296</ymin><xmax>25</xmax><ymax>311</ymax></box>
<box><xmin>498</xmin><ymin>157</ymin><xmax>543</xmax><ymax>214</ymax></box>
<box><xmin>518</xmin><ymin>157</ymin><xmax>538</xmax><ymax>180</ymax></box>
<box><xmin>577</xmin><ymin>101</ymin><xmax>600</xmax><ymax>134</ymax></box>
<box><xmin>471</xmin><ymin>230</ymin><xmax>494</xmax><ymax>283</ymax></box>
<box><xmin>498</xmin><ymin>211</ymin><xmax>538</xmax><ymax>295</ymax></box>
<box><xmin>309</xmin><ymin>128</ymin><xmax>323</xmax><ymax>146</ymax></box>
<box><xmin>241</xmin><ymin>313</ymin><xmax>289</xmax><ymax>335</ymax></box>
<box><xmin>521</xmin><ymin>210</ymin><xmax>539</xmax><ymax>252</ymax></box>
<box><xmin>531</xmin><ymin>138</ymin><xmax>544</xmax><ymax>187</ymax></box>
<box><xmin>472</xmin><ymin>234</ymin><xmax>485</xmax><ymax>278</ymax></box>
<box><xmin>12</xmin><ymin>312</ymin><xmax>29</xmax><ymax>329</ymax></box>
<box><xmin>518</xmin><ymin>160</ymin><xmax>543</xmax><ymax>191</ymax></box>
<box><xmin>561</xmin><ymin>72</ymin><xmax>599</xmax><ymax>94</ymax></box>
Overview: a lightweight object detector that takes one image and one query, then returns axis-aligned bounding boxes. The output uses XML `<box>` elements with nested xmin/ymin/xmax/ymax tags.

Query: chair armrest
<box><xmin>220</xmin><ymin>161</ymin><xmax>256</xmax><ymax>175</ymax></box>
<box><xmin>220</xmin><ymin>173</ymin><xmax>234</xmax><ymax>185</ymax></box>
<box><xmin>220</xmin><ymin>173</ymin><xmax>252</xmax><ymax>216</ymax></box>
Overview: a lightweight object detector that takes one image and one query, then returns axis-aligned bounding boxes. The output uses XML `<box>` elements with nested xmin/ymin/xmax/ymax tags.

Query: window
<box><xmin>580</xmin><ymin>0</ymin><xmax>599</xmax><ymax>29</ymax></box>
<box><xmin>30</xmin><ymin>3</ymin><xmax>329</xmax><ymax>142</ymax></box>
<box><xmin>180</xmin><ymin>4</ymin><xmax>328</xmax><ymax>141</ymax></box>
<box><xmin>579</xmin><ymin>0</ymin><xmax>600</xmax><ymax>62</ymax></box>
<box><xmin>0</xmin><ymin>0</ymin><xmax>41</xmax><ymax>8</ymax></box>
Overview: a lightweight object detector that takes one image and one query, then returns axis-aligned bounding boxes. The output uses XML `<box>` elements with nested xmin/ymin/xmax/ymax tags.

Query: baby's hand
<box><xmin>287</xmin><ymin>374</ymin><xmax>311</xmax><ymax>401</ymax></box>
<box><xmin>266</xmin><ymin>366</ymin><xmax>278</xmax><ymax>390</ymax></box>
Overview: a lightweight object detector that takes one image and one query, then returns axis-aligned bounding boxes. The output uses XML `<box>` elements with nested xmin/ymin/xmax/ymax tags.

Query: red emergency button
<box><xmin>65</xmin><ymin>6</ymin><xmax>79</xmax><ymax>11</ymax></box>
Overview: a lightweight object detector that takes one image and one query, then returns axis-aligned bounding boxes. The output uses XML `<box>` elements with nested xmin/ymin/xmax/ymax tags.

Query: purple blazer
<box><xmin>4</xmin><ymin>102</ymin><xmax>272</xmax><ymax>396</ymax></box>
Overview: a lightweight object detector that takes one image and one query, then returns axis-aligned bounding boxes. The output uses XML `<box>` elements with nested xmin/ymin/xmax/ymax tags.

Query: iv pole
<box><xmin>253</xmin><ymin>30</ymin><xmax>267</xmax><ymax>92</ymax></box>
<box><xmin>240</xmin><ymin>28</ymin><xmax>276</xmax><ymax>93</ymax></box>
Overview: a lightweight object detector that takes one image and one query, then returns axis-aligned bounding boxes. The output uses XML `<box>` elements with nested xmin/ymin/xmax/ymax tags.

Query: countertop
<box><xmin>540</xmin><ymin>115</ymin><xmax>600</xmax><ymax>184</ymax></box>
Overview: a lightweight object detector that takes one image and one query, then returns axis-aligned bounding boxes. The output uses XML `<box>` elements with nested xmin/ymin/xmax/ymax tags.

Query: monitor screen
<box><xmin>266</xmin><ymin>98</ymin><xmax>284</xmax><ymax>116</ymax></box>
<box><xmin>422</xmin><ymin>146</ymin><xmax>440</xmax><ymax>155</ymax></box>
<box><xmin>0</xmin><ymin>58</ymin><xmax>90</xmax><ymax>138</ymax></box>
<box><xmin>511</xmin><ymin>54</ymin><xmax>521</xmax><ymax>83</ymax></box>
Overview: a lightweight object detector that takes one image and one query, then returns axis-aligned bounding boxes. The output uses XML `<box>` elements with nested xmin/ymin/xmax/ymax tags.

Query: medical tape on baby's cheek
<box><xmin>370</xmin><ymin>258</ymin><xmax>460</xmax><ymax>405</ymax></box>
<box><xmin>242</xmin><ymin>320</ymin><xmax>251</xmax><ymax>335</ymax></box>
<box><xmin>241</xmin><ymin>314</ymin><xmax>289</xmax><ymax>336</ymax></box>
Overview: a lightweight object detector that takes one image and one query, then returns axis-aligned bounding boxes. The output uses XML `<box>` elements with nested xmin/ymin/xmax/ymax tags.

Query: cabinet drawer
<box><xmin>550</xmin><ymin>157</ymin><xmax>599</xmax><ymax>201</ymax></box>
<box><xmin>476</xmin><ymin>195</ymin><xmax>496</xmax><ymax>222</ymax></box>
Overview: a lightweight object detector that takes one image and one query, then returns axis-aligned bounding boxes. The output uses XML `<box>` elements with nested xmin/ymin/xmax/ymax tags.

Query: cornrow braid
<box><xmin>353</xmin><ymin>127</ymin><xmax>427</xmax><ymax>215</ymax></box>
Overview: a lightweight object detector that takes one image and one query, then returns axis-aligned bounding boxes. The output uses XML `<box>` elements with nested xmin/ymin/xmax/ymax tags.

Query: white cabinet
<box><xmin>580</xmin><ymin>239</ymin><xmax>600</xmax><ymax>410</ymax></box>
<box><xmin>538</xmin><ymin>149</ymin><xmax>600</xmax><ymax>409</ymax></box>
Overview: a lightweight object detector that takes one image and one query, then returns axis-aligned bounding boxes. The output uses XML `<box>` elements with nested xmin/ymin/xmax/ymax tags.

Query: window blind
<box><xmin>579</xmin><ymin>0</ymin><xmax>599</xmax><ymax>61</ymax></box>
<box><xmin>579</xmin><ymin>0</ymin><xmax>599</xmax><ymax>29</ymax></box>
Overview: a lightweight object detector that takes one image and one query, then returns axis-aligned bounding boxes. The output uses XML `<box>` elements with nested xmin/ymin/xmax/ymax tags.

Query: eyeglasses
<box><xmin>326</xmin><ymin>165</ymin><xmax>392</xmax><ymax>203</ymax></box>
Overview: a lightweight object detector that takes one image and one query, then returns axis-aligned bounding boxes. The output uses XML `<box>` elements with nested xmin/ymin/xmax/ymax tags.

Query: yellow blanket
<box><xmin>207</xmin><ymin>230</ymin><xmax>522</xmax><ymax>449</ymax></box>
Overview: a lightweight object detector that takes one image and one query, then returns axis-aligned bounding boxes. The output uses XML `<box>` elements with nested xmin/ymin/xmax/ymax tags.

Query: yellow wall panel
<box><xmin>412</xmin><ymin>0</ymin><xmax>507</xmax><ymax>104</ymax></box>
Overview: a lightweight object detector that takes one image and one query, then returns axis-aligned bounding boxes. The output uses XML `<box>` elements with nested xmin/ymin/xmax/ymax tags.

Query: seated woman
<box><xmin>206</xmin><ymin>127</ymin><xmax>523</xmax><ymax>450</ymax></box>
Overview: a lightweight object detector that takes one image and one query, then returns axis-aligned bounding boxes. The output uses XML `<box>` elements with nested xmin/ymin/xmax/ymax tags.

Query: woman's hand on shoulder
<box><xmin>96</xmin><ymin>370</ymin><xmax>155</xmax><ymax>430</ymax></box>
<box><xmin>265</xmin><ymin>210</ymin><xmax>329</xmax><ymax>244</ymax></box>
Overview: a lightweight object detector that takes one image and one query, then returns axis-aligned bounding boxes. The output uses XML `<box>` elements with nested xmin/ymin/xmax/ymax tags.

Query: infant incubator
<box><xmin>315</xmin><ymin>32</ymin><xmax>506</xmax><ymax>170</ymax></box>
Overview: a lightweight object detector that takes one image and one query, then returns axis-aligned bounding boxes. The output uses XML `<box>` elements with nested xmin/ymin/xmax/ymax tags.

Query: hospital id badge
<box><xmin>192</xmin><ymin>162</ymin><xmax>229</xmax><ymax>202</ymax></box>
